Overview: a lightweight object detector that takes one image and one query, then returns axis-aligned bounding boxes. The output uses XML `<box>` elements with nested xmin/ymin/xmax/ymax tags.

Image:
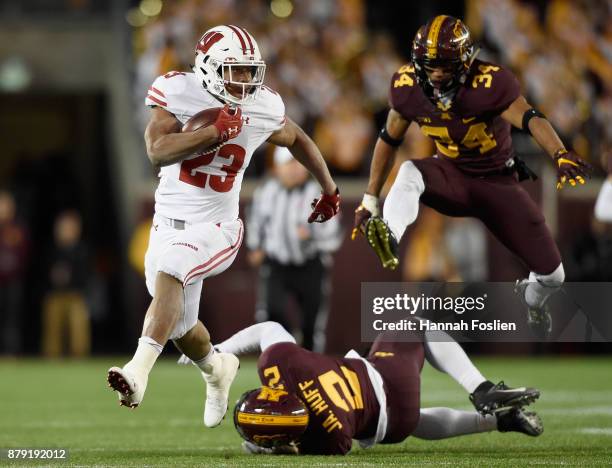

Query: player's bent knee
<box><xmin>157</xmin><ymin>270</ymin><xmax>183</xmax><ymax>285</ymax></box>
<box><xmin>395</xmin><ymin>161</ymin><xmax>425</xmax><ymax>194</ymax></box>
<box><xmin>594</xmin><ymin>203</ymin><xmax>612</xmax><ymax>222</ymax></box>
<box><xmin>262</xmin><ymin>320</ymin><xmax>289</xmax><ymax>335</ymax></box>
<box><xmin>532</xmin><ymin>263</ymin><xmax>565</xmax><ymax>286</ymax></box>
<box><xmin>153</xmin><ymin>270</ymin><xmax>185</xmax><ymax>300</ymax></box>
<box><xmin>157</xmin><ymin>249</ymin><xmax>186</xmax><ymax>285</ymax></box>
<box><xmin>595</xmin><ymin>179</ymin><xmax>612</xmax><ymax>222</ymax></box>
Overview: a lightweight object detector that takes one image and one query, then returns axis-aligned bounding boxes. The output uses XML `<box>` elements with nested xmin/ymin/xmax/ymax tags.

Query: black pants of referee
<box><xmin>257</xmin><ymin>256</ymin><xmax>329</xmax><ymax>351</ymax></box>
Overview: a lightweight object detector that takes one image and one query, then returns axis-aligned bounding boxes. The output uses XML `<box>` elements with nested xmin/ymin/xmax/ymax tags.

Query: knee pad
<box><xmin>396</xmin><ymin>161</ymin><xmax>425</xmax><ymax>194</ymax></box>
<box><xmin>529</xmin><ymin>263</ymin><xmax>565</xmax><ymax>287</ymax></box>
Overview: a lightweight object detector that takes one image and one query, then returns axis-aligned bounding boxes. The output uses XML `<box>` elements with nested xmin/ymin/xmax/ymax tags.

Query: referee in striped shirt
<box><xmin>246</xmin><ymin>147</ymin><xmax>343</xmax><ymax>352</ymax></box>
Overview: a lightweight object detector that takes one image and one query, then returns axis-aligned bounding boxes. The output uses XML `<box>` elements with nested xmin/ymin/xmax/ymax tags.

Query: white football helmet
<box><xmin>194</xmin><ymin>25</ymin><xmax>266</xmax><ymax>106</ymax></box>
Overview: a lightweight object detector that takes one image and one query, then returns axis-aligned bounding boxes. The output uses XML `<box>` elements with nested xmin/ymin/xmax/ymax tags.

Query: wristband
<box><xmin>361</xmin><ymin>193</ymin><xmax>379</xmax><ymax>216</ymax></box>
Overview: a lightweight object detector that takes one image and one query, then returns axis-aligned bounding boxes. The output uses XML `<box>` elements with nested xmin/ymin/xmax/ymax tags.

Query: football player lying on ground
<box><xmin>179</xmin><ymin>322</ymin><xmax>542</xmax><ymax>455</ymax></box>
<box><xmin>352</xmin><ymin>15</ymin><xmax>593</xmax><ymax>337</ymax></box>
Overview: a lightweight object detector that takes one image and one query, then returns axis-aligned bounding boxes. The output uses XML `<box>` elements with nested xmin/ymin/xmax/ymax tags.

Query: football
<box><xmin>181</xmin><ymin>107</ymin><xmax>222</xmax><ymax>133</ymax></box>
<box><xmin>234</xmin><ymin>387</ymin><xmax>309</xmax><ymax>448</ymax></box>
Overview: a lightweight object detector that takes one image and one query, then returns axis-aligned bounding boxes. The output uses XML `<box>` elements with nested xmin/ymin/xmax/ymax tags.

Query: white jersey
<box><xmin>145</xmin><ymin>71</ymin><xmax>286</xmax><ymax>224</ymax></box>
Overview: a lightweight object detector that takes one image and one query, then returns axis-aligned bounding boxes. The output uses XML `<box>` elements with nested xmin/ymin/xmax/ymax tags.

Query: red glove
<box><xmin>554</xmin><ymin>149</ymin><xmax>592</xmax><ymax>189</ymax></box>
<box><xmin>213</xmin><ymin>105</ymin><xmax>243</xmax><ymax>143</ymax></box>
<box><xmin>308</xmin><ymin>187</ymin><xmax>340</xmax><ymax>223</ymax></box>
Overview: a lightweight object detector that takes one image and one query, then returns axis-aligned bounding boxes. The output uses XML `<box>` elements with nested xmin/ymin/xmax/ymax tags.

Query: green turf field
<box><xmin>1</xmin><ymin>357</ymin><xmax>611</xmax><ymax>467</ymax></box>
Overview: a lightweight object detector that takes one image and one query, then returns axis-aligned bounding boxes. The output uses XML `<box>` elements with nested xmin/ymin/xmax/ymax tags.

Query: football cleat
<box><xmin>497</xmin><ymin>408</ymin><xmax>543</xmax><ymax>437</ymax></box>
<box><xmin>107</xmin><ymin>366</ymin><xmax>147</xmax><ymax>409</ymax></box>
<box><xmin>365</xmin><ymin>217</ymin><xmax>399</xmax><ymax>270</ymax></box>
<box><xmin>202</xmin><ymin>352</ymin><xmax>240</xmax><ymax>427</ymax></box>
<box><xmin>470</xmin><ymin>380</ymin><xmax>540</xmax><ymax>415</ymax></box>
<box><xmin>514</xmin><ymin>280</ymin><xmax>553</xmax><ymax>339</ymax></box>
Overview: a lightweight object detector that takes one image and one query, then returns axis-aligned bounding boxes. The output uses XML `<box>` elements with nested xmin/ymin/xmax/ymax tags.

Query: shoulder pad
<box><xmin>145</xmin><ymin>71</ymin><xmax>189</xmax><ymax>108</ymax></box>
<box><xmin>253</xmin><ymin>86</ymin><xmax>286</xmax><ymax>131</ymax></box>
<box><xmin>388</xmin><ymin>63</ymin><xmax>418</xmax><ymax>119</ymax></box>
<box><xmin>467</xmin><ymin>62</ymin><xmax>520</xmax><ymax>113</ymax></box>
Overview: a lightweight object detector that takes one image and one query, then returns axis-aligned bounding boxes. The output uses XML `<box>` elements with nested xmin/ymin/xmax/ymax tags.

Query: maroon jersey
<box><xmin>257</xmin><ymin>342</ymin><xmax>380</xmax><ymax>455</ymax></box>
<box><xmin>390</xmin><ymin>59</ymin><xmax>521</xmax><ymax>174</ymax></box>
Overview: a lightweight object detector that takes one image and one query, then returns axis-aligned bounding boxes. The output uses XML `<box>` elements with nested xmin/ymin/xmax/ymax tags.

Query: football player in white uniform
<box><xmin>107</xmin><ymin>25</ymin><xmax>340</xmax><ymax>428</ymax></box>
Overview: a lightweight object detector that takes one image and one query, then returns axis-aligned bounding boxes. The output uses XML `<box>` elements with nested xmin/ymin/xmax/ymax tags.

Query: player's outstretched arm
<box><xmin>144</xmin><ymin>107</ymin><xmax>222</xmax><ymax>168</ymax></box>
<box><xmin>352</xmin><ymin>109</ymin><xmax>410</xmax><ymax>237</ymax></box>
<box><xmin>366</xmin><ymin>109</ymin><xmax>410</xmax><ymax>197</ymax></box>
<box><xmin>501</xmin><ymin>96</ymin><xmax>592</xmax><ymax>189</ymax></box>
<box><xmin>267</xmin><ymin>118</ymin><xmax>336</xmax><ymax>195</ymax></box>
<box><xmin>268</xmin><ymin>118</ymin><xmax>339</xmax><ymax>222</ymax></box>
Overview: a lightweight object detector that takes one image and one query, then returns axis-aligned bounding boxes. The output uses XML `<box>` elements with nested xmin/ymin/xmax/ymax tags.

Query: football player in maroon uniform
<box><xmin>352</xmin><ymin>15</ymin><xmax>592</xmax><ymax>336</ymax></box>
<box><xmin>180</xmin><ymin>321</ymin><xmax>542</xmax><ymax>455</ymax></box>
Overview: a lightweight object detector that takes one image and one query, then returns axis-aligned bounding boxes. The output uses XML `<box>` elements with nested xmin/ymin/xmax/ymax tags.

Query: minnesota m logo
<box><xmin>257</xmin><ymin>386</ymin><xmax>289</xmax><ymax>402</ymax></box>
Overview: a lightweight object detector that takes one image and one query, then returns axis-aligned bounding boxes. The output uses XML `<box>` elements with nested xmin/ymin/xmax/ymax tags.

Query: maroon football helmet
<box><xmin>234</xmin><ymin>387</ymin><xmax>309</xmax><ymax>448</ymax></box>
<box><xmin>412</xmin><ymin>15</ymin><xmax>476</xmax><ymax>99</ymax></box>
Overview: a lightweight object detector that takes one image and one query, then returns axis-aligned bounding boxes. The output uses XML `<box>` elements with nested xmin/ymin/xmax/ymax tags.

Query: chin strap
<box><xmin>466</xmin><ymin>47</ymin><xmax>480</xmax><ymax>70</ymax></box>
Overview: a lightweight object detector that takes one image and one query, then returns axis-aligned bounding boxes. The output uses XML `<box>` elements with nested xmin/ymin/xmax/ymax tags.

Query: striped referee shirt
<box><xmin>247</xmin><ymin>178</ymin><xmax>343</xmax><ymax>265</ymax></box>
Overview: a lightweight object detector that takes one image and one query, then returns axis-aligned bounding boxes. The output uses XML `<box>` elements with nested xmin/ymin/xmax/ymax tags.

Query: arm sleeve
<box><xmin>215</xmin><ymin>321</ymin><xmax>296</xmax><ymax>355</ymax></box>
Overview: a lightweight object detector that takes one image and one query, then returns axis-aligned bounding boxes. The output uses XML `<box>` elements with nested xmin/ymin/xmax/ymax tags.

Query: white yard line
<box><xmin>541</xmin><ymin>407</ymin><xmax>612</xmax><ymax>416</ymax></box>
<box><xmin>576</xmin><ymin>428</ymin><xmax>612</xmax><ymax>435</ymax></box>
<box><xmin>1</xmin><ymin>418</ymin><xmax>201</xmax><ymax>429</ymax></box>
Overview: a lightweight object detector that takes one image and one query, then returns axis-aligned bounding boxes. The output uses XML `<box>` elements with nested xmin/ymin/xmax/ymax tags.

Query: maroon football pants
<box><xmin>367</xmin><ymin>332</ymin><xmax>424</xmax><ymax>444</ymax></box>
<box><xmin>412</xmin><ymin>156</ymin><xmax>561</xmax><ymax>274</ymax></box>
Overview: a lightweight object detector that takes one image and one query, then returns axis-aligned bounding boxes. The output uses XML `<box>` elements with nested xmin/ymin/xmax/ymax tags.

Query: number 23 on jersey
<box><xmin>179</xmin><ymin>144</ymin><xmax>246</xmax><ymax>192</ymax></box>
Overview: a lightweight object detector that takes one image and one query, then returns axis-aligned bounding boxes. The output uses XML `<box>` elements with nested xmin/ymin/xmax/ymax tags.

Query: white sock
<box><xmin>216</xmin><ymin>321</ymin><xmax>295</xmax><ymax>355</ymax></box>
<box><xmin>524</xmin><ymin>264</ymin><xmax>565</xmax><ymax>309</ymax></box>
<box><xmin>595</xmin><ymin>179</ymin><xmax>612</xmax><ymax>222</ymax></box>
<box><xmin>413</xmin><ymin>407</ymin><xmax>497</xmax><ymax>440</ymax></box>
<box><xmin>124</xmin><ymin>336</ymin><xmax>163</xmax><ymax>378</ymax></box>
<box><xmin>383</xmin><ymin>161</ymin><xmax>424</xmax><ymax>241</ymax></box>
<box><xmin>424</xmin><ymin>329</ymin><xmax>486</xmax><ymax>393</ymax></box>
<box><xmin>192</xmin><ymin>346</ymin><xmax>218</xmax><ymax>374</ymax></box>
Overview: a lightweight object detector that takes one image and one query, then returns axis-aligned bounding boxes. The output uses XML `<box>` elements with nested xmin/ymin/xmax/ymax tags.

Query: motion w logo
<box><xmin>196</xmin><ymin>31</ymin><xmax>224</xmax><ymax>53</ymax></box>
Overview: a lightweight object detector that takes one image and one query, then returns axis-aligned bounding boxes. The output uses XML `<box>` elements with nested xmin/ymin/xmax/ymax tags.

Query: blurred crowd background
<box><xmin>0</xmin><ymin>0</ymin><xmax>610</xmax><ymax>356</ymax></box>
